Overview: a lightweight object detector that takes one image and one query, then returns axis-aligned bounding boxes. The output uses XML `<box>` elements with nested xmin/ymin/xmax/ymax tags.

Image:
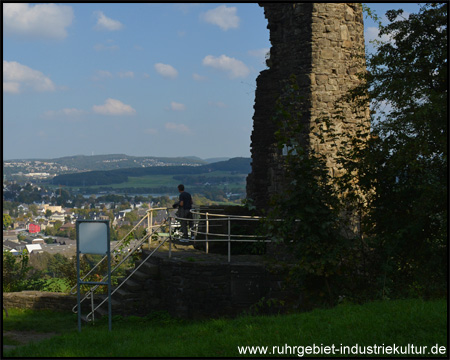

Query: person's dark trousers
<box><xmin>178</xmin><ymin>208</ymin><xmax>192</xmax><ymax>239</ymax></box>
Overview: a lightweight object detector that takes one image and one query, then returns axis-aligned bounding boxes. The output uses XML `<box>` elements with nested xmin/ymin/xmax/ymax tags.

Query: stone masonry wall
<box><xmin>3</xmin><ymin>253</ymin><xmax>294</xmax><ymax>319</ymax></box>
<box><xmin>247</xmin><ymin>3</ymin><xmax>369</xmax><ymax>209</ymax></box>
<box><xmin>3</xmin><ymin>291</ymin><xmax>75</xmax><ymax>312</ymax></box>
<box><xmin>145</xmin><ymin>254</ymin><xmax>291</xmax><ymax>319</ymax></box>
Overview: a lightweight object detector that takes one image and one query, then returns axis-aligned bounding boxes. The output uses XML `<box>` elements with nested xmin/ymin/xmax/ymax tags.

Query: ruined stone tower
<box><xmin>247</xmin><ymin>3</ymin><xmax>369</xmax><ymax>209</ymax></box>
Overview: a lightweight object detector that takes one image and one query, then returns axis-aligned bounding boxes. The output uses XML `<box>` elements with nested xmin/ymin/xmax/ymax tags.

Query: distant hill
<box><xmin>203</xmin><ymin>157</ymin><xmax>230</xmax><ymax>164</ymax></box>
<box><xmin>49</xmin><ymin>157</ymin><xmax>251</xmax><ymax>186</ymax></box>
<box><xmin>170</xmin><ymin>156</ymin><xmax>230</xmax><ymax>164</ymax></box>
<box><xmin>3</xmin><ymin>154</ymin><xmax>207</xmax><ymax>179</ymax></box>
<box><xmin>38</xmin><ymin>154</ymin><xmax>207</xmax><ymax>170</ymax></box>
<box><xmin>202</xmin><ymin>157</ymin><xmax>251</xmax><ymax>172</ymax></box>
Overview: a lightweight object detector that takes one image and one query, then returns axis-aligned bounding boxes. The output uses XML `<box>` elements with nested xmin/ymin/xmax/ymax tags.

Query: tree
<box><xmin>340</xmin><ymin>3</ymin><xmax>447</xmax><ymax>298</ymax></box>
<box><xmin>125</xmin><ymin>210</ymin><xmax>139</xmax><ymax>223</ymax></box>
<box><xmin>29</xmin><ymin>204</ymin><xmax>38</xmax><ymax>217</ymax></box>
<box><xmin>3</xmin><ymin>250</ymin><xmax>32</xmax><ymax>292</ymax></box>
<box><xmin>3</xmin><ymin>214</ymin><xmax>12</xmax><ymax>229</ymax></box>
<box><xmin>47</xmin><ymin>253</ymin><xmax>70</xmax><ymax>278</ymax></box>
<box><xmin>54</xmin><ymin>220</ymin><xmax>63</xmax><ymax>231</ymax></box>
<box><xmin>262</xmin><ymin>3</ymin><xmax>447</xmax><ymax>304</ymax></box>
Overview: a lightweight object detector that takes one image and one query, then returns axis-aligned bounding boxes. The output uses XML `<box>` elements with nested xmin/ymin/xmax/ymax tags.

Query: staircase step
<box><xmin>131</xmin><ymin>270</ymin><xmax>154</xmax><ymax>282</ymax></box>
<box><xmin>95</xmin><ymin>306</ymin><xmax>109</xmax><ymax>318</ymax></box>
<box><xmin>112</xmin><ymin>287</ymin><xmax>132</xmax><ymax>300</ymax></box>
<box><xmin>135</xmin><ymin>260</ymin><xmax>160</xmax><ymax>277</ymax></box>
<box><xmin>117</xmin><ymin>278</ymin><xmax>143</xmax><ymax>292</ymax></box>
<box><xmin>95</xmin><ymin>295</ymin><xmax>121</xmax><ymax>308</ymax></box>
<box><xmin>80</xmin><ymin>315</ymin><xmax>92</xmax><ymax>323</ymax></box>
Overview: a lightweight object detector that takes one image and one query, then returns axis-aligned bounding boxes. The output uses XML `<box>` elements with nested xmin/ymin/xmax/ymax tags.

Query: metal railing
<box><xmin>73</xmin><ymin>206</ymin><xmax>273</xmax><ymax>320</ymax></box>
<box><xmin>72</xmin><ymin>207</ymin><xmax>172</xmax><ymax>320</ymax></box>
<box><xmin>168</xmin><ymin>209</ymin><xmax>270</xmax><ymax>262</ymax></box>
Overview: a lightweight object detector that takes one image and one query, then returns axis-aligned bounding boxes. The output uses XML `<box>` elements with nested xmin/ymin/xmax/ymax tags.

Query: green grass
<box><xmin>3</xmin><ymin>299</ymin><xmax>447</xmax><ymax>357</ymax></box>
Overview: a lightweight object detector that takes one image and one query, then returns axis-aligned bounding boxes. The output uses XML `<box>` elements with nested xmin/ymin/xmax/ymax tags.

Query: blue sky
<box><xmin>3</xmin><ymin>3</ymin><xmax>422</xmax><ymax>160</ymax></box>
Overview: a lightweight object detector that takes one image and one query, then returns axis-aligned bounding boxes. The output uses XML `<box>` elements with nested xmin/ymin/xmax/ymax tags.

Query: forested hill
<box><xmin>49</xmin><ymin>157</ymin><xmax>251</xmax><ymax>186</ymax></box>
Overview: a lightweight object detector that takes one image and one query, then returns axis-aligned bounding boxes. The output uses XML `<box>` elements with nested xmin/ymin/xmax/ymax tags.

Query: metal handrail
<box><xmin>82</xmin><ymin>235</ymin><xmax>171</xmax><ymax>321</ymax></box>
<box><xmin>69</xmin><ymin>207</ymin><xmax>169</xmax><ymax>295</ymax></box>
<box><xmin>72</xmin><ymin>208</ymin><xmax>171</xmax><ymax>316</ymax></box>
<box><xmin>190</xmin><ymin>209</ymin><xmax>263</xmax><ymax>219</ymax></box>
<box><xmin>75</xmin><ymin>206</ymin><xmax>283</xmax><ymax>318</ymax></box>
<box><xmin>72</xmin><ymin>222</ymin><xmax>160</xmax><ymax>315</ymax></box>
<box><xmin>170</xmin><ymin>208</ymin><xmax>272</xmax><ymax>262</ymax></box>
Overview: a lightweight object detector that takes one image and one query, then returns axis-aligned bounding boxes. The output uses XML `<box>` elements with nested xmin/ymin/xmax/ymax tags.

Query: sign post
<box><xmin>76</xmin><ymin>220</ymin><xmax>111</xmax><ymax>332</ymax></box>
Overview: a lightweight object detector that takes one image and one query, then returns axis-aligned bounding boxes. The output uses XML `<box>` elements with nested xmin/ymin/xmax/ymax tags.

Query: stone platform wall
<box><xmin>3</xmin><ymin>291</ymin><xmax>75</xmax><ymax>312</ymax></box>
<box><xmin>3</xmin><ymin>252</ymin><xmax>295</xmax><ymax>319</ymax></box>
<box><xmin>143</xmin><ymin>253</ymin><xmax>292</xmax><ymax>319</ymax></box>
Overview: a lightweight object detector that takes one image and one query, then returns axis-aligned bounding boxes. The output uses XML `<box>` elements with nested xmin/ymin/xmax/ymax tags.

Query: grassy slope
<box><xmin>3</xmin><ymin>298</ymin><xmax>447</xmax><ymax>357</ymax></box>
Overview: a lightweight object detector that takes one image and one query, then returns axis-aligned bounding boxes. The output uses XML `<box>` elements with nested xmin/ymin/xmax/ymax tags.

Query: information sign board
<box><xmin>78</xmin><ymin>221</ymin><xmax>108</xmax><ymax>255</ymax></box>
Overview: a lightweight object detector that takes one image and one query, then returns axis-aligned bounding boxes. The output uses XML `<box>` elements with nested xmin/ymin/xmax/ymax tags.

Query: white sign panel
<box><xmin>78</xmin><ymin>221</ymin><xmax>108</xmax><ymax>255</ymax></box>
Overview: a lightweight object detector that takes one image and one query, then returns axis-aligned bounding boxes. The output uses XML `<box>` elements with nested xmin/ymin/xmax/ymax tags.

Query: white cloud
<box><xmin>200</xmin><ymin>5</ymin><xmax>240</xmax><ymax>31</ymax></box>
<box><xmin>3</xmin><ymin>60</ymin><xmax>56</xmax><ymax>93</ymax></box>
<box><xmin>94</xmin><ymin>11</ymin><xmax>123</xmax><ymax>31</ymax></box>
<box><xmin>165</xmin><ymin>122</ymin><xmax>192</xmax><ymax>134</ymax></box>
<box><xmin>365</xmin><ymin>26</ymin><xmax>391</xmax><ymax>45</ymax></box>
<box><xmin>3</xmin><ymin>3</ymin><xmax>73</xmax><ymax>40</ymax></box>
<box><xmin>202</xmin><ymin>55</ymin><xmax>250</xmax><ymax>79</ymax></box>
<box><xmin>3</xmin><ymin>82</ymin><xmax>20</xmax><ymax>94</ymax></box>
<box><xmin>118</xmin><ymin>71</ymin><xmax>134</xmax><ymax>79</ymax></box>
<box><xmin>170</xmin><ymin>102</ymin><xmax>186</xmax><ymax>111</ymax></box>
<box><xmin>92</xmin><ymin>98</ymin><xmax>136</xmax><ymax>116</ymax></box>
<box><xmin>154</xmin><ymin>63</ymin><xmax>178</xmax><ymax>79</ymax></box>
<box><xmin>192</xmin><ymin>73</ymin><xmax>207</xmax><ymax>82</ymax></box>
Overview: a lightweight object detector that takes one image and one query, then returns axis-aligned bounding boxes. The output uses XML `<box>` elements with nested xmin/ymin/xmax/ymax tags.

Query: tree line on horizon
<box><xmin>49</xmin><ymin>157</ymin><xmax>251</xmax><ymax>187</ymax></box>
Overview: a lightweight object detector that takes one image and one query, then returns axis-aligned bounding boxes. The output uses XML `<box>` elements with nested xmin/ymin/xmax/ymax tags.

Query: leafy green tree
<box><xmin>3</xmin><ymin>250</ymin><xmax>32</xmax><ymax>292</ymax></box>
<box><xmin>54</xmin><ymin>220</ymin><xmax>63</xmax><ymax>231</ymax></box>
<box><xmin>125</xmin><ymin>210</ymin><xmax>139</xmax><ymax>223</ymax></box>
<box><xmin>67</xmin><ymin>228</ymin><xmax>76</xmax><ymax>240</ymax></box>
<box><xmin>44</xmin><ymin>226</ymin><xmax>56</xmax><ymax>236</ymax></box>
<box><xmin>118</xmin><ymin>202</ymin><xmax>131</xmax><ymax>210</ymax></box>
<box><xmin>47</xmin><ymin>253</ymin><xmax>70</xmax><ymax>278</ymax></box>
<box><xmin>339</xmin><ymin>3</ymin><xmax>447</xmax><ymax>298</ymax></box>
<box><xmin>3</xmin><ymin>214</ymin><xmax>12</xmax><ymax>229</ymax></box>
<box><xmin>29</xmin><ymin>204</ymin><xmax>39</xmax><ymax>217</ymax></box>
<box><xmin>3</xmin><ymin>201</ymin><xmax>19</xmax><ymax>218</ymax></box>
<box><xmin>262</xmin><ymin>3</ymin><xmax>447</xmax><ymax>304</ymax></box>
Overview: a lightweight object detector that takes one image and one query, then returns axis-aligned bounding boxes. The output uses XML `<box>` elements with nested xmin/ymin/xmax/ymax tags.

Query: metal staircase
<box><xmin>71</xmin><ymin>208</ymin><xmax>174</xmax><ymax>322</ymax></box>
<box><xmin>72</xmin><ymin>206</ymin><xmax>270</xmax><ymax>321</ymax></box>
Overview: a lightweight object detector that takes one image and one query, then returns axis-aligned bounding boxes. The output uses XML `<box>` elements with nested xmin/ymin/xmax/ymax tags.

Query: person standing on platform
<box><xmin>176</xmin><ymin>184</ymin><xmax>193</xmax><ymax>242</ymax></box>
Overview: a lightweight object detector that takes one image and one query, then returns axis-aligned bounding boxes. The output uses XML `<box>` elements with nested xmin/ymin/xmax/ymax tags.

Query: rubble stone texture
<box><xmin>247</xmin><ymin>3</ymin><xmax>369</xmax><ymax>209</ymax></box>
